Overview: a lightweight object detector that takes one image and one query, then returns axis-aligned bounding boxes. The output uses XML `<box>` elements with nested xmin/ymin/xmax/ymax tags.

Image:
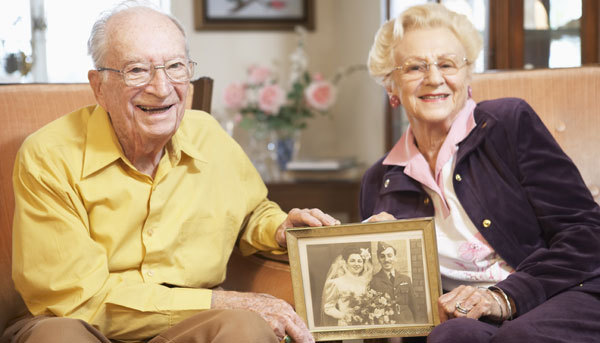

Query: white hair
<box><xmin>87</xmin><ymin>0</ymin><xmax>189</xmax><ymax>68</ymax></box>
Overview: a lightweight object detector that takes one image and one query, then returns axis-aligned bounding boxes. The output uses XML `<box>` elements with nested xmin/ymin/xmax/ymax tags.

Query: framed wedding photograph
<box><xmin>286</xmin><ymin>217</ymin><xmax>441</xmax><ymax>341</ymax></box>
<box><xmin>194</xmin><ymin>0</ymin><xmax>315</xmax><ymax>31</ymax></box>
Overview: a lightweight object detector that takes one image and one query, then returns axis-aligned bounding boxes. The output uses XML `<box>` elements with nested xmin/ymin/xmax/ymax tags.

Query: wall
<box><xmin>172</xmin><ymin>0</ymin><xmax>386</xmax><ymax>167</ymax></box>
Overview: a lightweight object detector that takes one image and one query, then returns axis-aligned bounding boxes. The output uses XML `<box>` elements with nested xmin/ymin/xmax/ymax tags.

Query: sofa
<box><xmin>1</xmin><ymin>66</ymin><xmax>599</xmax><ymax>341</ymax></box>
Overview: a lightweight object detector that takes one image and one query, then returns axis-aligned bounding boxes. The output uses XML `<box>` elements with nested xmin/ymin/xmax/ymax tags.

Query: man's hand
<box><xmin>275</xmin><ymin>208</ymin><xmax>340</xmax><ymax>247</ymax></box>
<box><xmin>212</xmin><ymin>290</ymin><xmax>315</xmax><ymax>343</ymax></box>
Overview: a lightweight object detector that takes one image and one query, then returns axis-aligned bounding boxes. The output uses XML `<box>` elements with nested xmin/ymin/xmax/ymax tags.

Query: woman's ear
<box><xmin>384</xmin><ymin>83</ymin><xmax>395</xmax><ymax>96</ymax></box>
<box><xmin>386</xmin><ymin>85</ymin><xmax>401</xmax><ymax>108</ymax></box>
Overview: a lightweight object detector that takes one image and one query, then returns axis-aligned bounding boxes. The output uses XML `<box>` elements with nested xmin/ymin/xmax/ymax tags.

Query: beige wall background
<box><xmin>172</xmin><ymin>0</ymin><xmax>387</xmax><ymax>167</ymax></box>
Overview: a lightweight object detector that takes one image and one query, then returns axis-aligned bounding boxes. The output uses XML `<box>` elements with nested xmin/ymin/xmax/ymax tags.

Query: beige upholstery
<box><xmin>471</xmin><ymin>66</ymin><xmax>600</xmax><ymax>204</ymax></box>
<box><xmin>0</xmin><ymin>84</ymin><xmax>97</xmax><ymax>334</ymax></box>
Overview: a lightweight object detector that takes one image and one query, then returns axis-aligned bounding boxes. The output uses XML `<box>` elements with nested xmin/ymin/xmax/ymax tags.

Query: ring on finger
<box><xmin>279</xmin><ymin>335</ymin><xmax>293</xmax><ymax>343</ymax></box>
<box><xmin>455</xmin><ymin>302</ymin><xmax>471</xmax><ymax>314</ymax></box>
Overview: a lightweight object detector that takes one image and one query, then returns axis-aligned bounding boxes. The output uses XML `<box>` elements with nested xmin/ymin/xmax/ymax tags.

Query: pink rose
<box><xmin>247</xmin><ymin>65</ymin><xmax>272</xmax><ymax>85</ymax></box>
<box><xmin>223</xmin><ymin>82</ymin><xmax>247</xmax><ymax>109</ymax></box>
<box><xmin>305</xmin><ymin>80</ymin><xmax>337</xmax><ymax>111</ymax></box>
<box><xmin>258</xmin><ymin>84</ymin><xmax>286</xmax><ymax>114</ymax></box>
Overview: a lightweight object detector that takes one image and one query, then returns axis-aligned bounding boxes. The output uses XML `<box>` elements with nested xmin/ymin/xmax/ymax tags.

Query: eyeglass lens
<box><xmin>123</xmin><ymin>59</ymin><xmax>193</xmax><ymax>86</ymax></box>
<box><xmin>400</xmin><ymin>56</ymin><xmax>466</xmax><ymax>80</ymax></box>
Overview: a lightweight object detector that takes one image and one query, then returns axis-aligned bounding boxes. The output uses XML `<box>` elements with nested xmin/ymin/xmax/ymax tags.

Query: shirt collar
<box><xmin>82</xmin><ymin>107</ymin><xmax>206</xmax><ymax>178</ymax></box>
<box><xmin>383</xmin><ymin>98</ymin><xmax>477</xmax><ymax>167</ymax></box>
<box><xmin>82</xmin><ymin>106</ymin><xmax>124</xmax><ymax>178</ymax></box>
<box><xmin>169</xmin><ymin>114</ymin><xmax>206</xmax><ymax>164</ymax></box>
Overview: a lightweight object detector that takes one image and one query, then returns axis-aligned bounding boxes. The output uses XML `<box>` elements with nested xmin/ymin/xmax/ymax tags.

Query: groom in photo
<box><xmin>370</xmin><ymin>241</ymin><xmax>417</xmax><ymax>324</ymax></box>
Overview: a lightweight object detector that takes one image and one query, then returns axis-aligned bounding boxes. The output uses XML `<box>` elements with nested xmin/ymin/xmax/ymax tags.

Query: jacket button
<box><xmin>423</xmin><ymin>197</ymin><xmax>430</xmax><ymax>205</ymax></box>
<box><xmin>384</xmin><ymin>179</ymin><xmax>390</xmax><ymax>188</ymax></box>
<box><xmin>455</xmin><ymin>174</ymin><xmax>462</xmax><ymax>181</ymax></box>
<box><xmin>482</xmin><ymin>219</ymin><xmax>492</xmax><ymax>228</ymax></box>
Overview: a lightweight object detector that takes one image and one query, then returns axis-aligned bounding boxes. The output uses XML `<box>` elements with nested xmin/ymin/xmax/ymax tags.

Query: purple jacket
<box><xmin>360</xmin><ymin>98</ymin><xmax>600</xmax><ymax>318</ymax></box>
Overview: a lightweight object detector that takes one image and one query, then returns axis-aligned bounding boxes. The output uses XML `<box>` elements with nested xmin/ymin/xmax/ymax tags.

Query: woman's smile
<box><xmin>419</xmin><ymin>93</ymin><xmax>450</xmax><ymax>101</ymax></box>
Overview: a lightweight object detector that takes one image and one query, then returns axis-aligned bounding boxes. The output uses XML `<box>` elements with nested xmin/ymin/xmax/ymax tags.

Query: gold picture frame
<box><xmin>286</xmin><ymin>218</ymin><xmax>441</xmax><ymax>341</ymax></box>
<box><xmin>194</xmin><ymin>0</ymin><xmax>315</xmax><ymax>31</ymax></box>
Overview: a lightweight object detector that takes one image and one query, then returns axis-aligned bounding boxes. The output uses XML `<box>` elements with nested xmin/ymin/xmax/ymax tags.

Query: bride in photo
<box><xmin>321</xmin><ymin>243</ymin><xmax>373</xmax><ymax>326</ymax></box>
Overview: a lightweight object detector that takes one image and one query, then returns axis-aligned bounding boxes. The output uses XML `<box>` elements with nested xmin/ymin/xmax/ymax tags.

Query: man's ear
<box><xmin>88</xmin><ymin>70</ymin><xmax>107</xmax><ymax>109</ymax></box>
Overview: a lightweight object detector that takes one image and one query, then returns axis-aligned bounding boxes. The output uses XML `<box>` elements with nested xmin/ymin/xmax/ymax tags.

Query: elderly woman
<box><xmin>322</xmin><ymin>244</ymin><xmax>372</xmax><ymax>326</ymax></box>
<box><xmin>361</xmin><ymin>3</ymin><xmax>600</xmax><ymax>342</ymax></box>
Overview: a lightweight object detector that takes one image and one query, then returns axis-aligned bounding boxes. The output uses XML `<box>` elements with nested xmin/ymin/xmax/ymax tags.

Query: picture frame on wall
<box><xmin>194</xmin><ymin>0</ymin><xmax>315</xmax><ymax>31</ymax></box>
<box><xmin>286</xmin><ymin>218</ymin><xmax>441</xmax><ymax>341</ymax></box>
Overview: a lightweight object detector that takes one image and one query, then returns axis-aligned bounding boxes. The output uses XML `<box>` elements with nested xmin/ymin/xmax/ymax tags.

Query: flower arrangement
<box><xmin>222</xmin><ymin>27</ymin><xmax>361</xmax><ymax>135</ymax></box>
<box><xmin>347</xmin><ymin>289</ymin><xmax>400</xmax><ymax>325</ymax></box>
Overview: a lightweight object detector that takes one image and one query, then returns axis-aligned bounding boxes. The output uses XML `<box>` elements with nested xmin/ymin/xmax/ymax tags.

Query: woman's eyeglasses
<box><xmin>388</xmin><ymin>55</ymin><xmax>469</xmax><ymax>81</ymax></box>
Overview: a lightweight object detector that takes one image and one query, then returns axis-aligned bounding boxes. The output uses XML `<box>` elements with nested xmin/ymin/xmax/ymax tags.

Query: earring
<box><xmin>468</xmin><ymin>85</ymin><xmax>472</xmax><ymax>98</ymax></box>
<box><xmin>389</xmin><ymin>94</ymin><xmax>401</xmax><ymax>108</ymax></box>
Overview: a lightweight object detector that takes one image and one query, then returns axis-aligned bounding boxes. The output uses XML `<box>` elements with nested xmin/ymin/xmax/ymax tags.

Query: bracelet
<box><xmin>477</xmin><ymin>286</ymin><xmax>503</xmax><ymax>321</ymax></box>
<box><xmin>488</xmin><ymin>286</ymin><xmax>513</xmax><ymax>320</ymax></box>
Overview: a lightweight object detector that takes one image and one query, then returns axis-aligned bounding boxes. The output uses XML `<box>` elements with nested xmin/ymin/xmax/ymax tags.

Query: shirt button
<box><xmin>147</xmin><ymin>228</ymin><xmax>154</xmax><ymax>236</ymax></box>
<box><xmin>147</xmin><ymin>270</ymin><xmax>154</xmax><ymax>277</ymax></box>
<box><xmin>482</xmin><ymin>219</ymin><xmax>492</xmax><ymax>228</ymax></box>
<box><xmin>455</xmin><ymin>174</ymin><xmax>462</xmax><ymax>181</ymax></box>
<box><xmin>423</xmin><ymin>197</ymin><xmax>430</xmax><ymax>205</ymax></box>
<box><xmin>384</xmin><ymin>179</ymin><xmax>390</xmax><ymax>188</ymax></box>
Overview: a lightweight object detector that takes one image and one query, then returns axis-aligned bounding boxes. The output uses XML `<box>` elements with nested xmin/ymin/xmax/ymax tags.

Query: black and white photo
<box><xmin>286</xmin><ymin>218</ymin><xmax>441</xmax><ymax>341</ymax></box>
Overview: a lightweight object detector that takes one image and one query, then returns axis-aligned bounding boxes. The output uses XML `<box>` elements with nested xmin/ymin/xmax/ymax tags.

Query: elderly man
<box><xmin>7</xmin><ymin>2</ymin><xmax>337</xmax><ymax>343</ymax></box>
<box><xmin>370</xmin><ymin>242</ymin><xmax>417</xmax><ymax>324</ymax></box>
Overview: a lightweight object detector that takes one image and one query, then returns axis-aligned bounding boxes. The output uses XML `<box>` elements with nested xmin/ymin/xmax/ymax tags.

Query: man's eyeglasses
<box><xmin>388</xmin><ymin>55</ymin><xmax>469</xmax><ymax>81</ymax></box>
<box><xmin>97</xmin><ymin>59</ymin><xmax>197</xmax><ymax>87</ymax></box>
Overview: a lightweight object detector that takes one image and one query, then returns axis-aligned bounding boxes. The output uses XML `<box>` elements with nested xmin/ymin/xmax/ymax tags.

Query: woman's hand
<box><xmin>366</xmin><ymin>211</ymin><xmax>396</xmax><ymax>222</ymax></box>
<box><xmin>437</xmin><ymin>285</ymin><xmax>509</xmax><ymax>323</ymax></box>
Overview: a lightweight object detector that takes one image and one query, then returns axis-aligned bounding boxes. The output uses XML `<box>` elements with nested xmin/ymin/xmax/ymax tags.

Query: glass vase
<box><xmin>247</xmin><ymin>124</ymin><xmax>278</xmax><ymax>182</ymax></box>
<box><xmin>247</xmin><ymin>126</ymin><xmax>300</xmax><ymax>182</ymax></box>
<box><xmin>270</xmin><ymin>129</ymin><xmax>301</xmax><ymax>172</ymax></box>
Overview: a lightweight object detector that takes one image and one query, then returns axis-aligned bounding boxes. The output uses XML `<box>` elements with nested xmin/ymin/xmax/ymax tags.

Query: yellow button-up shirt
<box><xmin>12</xmin><ymin>105</ymin><xmax>288</xmax><ymax>340</ymax></box>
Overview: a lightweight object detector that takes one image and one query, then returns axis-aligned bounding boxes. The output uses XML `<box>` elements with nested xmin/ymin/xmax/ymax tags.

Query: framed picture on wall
<box><xmin>194</xmin><ymin>0</ymin><xmax>315</xmax><ymax>31</ymax></box>
<box><xmin>286</xmin><ymin>218</ymin><xmax>441</xmax><ymax>341</ymax></box>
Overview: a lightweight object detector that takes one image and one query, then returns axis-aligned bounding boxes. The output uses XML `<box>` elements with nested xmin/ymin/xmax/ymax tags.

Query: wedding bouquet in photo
<box><xmin>348</xmin><ymin>288</ymin><xmax>400</xmax><ymax>325</ymax></box>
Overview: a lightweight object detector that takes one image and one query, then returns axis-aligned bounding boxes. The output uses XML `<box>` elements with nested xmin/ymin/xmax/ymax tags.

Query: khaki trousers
<box><xmin>2</xmin><ymin>310</ymin><xmax>279</xmax><ymax>343</ymax></box>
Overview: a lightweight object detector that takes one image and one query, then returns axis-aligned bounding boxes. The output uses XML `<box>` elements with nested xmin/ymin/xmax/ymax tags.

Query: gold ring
<box><xmin>280</xmin><ymin>335</ymin><xmax>292</xmax><ymax>343</ymax></box>
<box><xmin>455</xmin><ymin>301</ymin><xmax>470</xmax><ymax>314</ymax></box>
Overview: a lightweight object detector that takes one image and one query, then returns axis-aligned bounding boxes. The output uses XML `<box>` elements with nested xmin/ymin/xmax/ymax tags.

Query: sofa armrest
<box><xmin>222</xmin><ymin>250</ymin><xmax>295</xmax><ymax>306</ymax></box>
